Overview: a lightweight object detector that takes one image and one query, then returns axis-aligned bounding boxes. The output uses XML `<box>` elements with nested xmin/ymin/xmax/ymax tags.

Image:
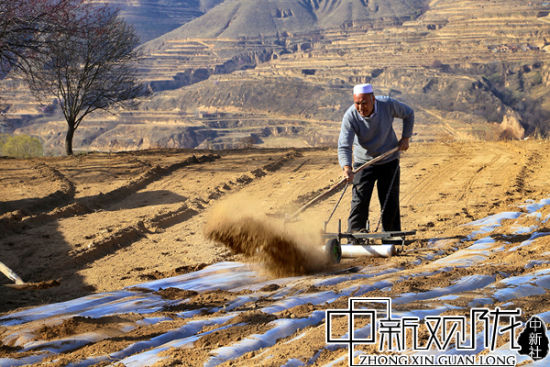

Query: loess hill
<box><xmin>1</xmin><ymin>0</ymin><xmax>550</xmax><ymax>154</ymax></box>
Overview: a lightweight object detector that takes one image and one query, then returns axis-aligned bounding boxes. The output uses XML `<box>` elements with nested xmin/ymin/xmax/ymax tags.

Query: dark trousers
<box><xmin>348</xmin><ymin>159</ymin><xmax>401</xmax><ymax>232</ymax></box>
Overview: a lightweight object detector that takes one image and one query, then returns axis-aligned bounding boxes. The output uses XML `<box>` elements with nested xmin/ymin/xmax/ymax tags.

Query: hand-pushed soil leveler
<box><xmin>288</xmin><ymin>147</ymin><xmax>416</xmax><ymax>264</ymax></box>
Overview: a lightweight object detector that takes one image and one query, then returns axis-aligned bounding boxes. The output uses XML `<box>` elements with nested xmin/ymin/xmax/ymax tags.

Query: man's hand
<box><xmin>398</xmin><ymin>137</ymin><xmax>410</xmax><ymax>151</ymax></box>
<box><xmin>343</xmin><ymin>165</ymin><xmax>354</xmax><ymax>183</ymax></box>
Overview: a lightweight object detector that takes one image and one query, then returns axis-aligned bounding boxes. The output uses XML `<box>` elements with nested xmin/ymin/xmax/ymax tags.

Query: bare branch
<box><xmin>0</xmin><ymin>0</ymin><xmax>83</xmax><ymax>74</ymax></box>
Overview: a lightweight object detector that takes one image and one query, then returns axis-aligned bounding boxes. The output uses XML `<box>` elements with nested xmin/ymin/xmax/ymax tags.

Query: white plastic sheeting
<box><xmin>2</xmin><ymin>197</ymin><xmax>550</xmax><ymax>366</ymax></box>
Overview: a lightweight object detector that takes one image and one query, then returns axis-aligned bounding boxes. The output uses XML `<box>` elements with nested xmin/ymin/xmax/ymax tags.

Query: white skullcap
<box><xmin>353</xmin><ymin>83</ymin><xmax>373</xmax><ymax>95</ymax></box>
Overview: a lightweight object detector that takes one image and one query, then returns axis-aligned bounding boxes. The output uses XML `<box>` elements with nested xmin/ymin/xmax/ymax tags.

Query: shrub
<box><xmin>1</xmin><ymin>134</ymin><xmax>44</xmax><ymax>158</ymax></box>
<box><xmin>0</xmin><ymin>134</ymin><xmax>9</xmax><ymax>147</ymax></box>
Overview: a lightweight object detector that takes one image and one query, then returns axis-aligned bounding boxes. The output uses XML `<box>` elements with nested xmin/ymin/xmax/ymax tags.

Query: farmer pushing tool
<box><xmin>338</xmin><ymin>83</ymin><xmax>414</xmax><ymax>236</ymax></box>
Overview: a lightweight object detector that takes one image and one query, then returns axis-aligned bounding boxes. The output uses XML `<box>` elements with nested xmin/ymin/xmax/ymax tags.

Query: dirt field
<box><xmin>1</xmin><ymin>140</ymin><xmax>550</xmax><ymax>366</ymax></box>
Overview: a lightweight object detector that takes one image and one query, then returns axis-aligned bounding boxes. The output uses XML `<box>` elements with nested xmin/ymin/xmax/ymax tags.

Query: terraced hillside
<box><xmin>1</xmin><ymin>0</ymin><xmax>550</xmax><ymax>153</ymax></box>
<box><xmin>129</xmin><ymin>0</ymin><xmax>550</xmax><ymax>149</ymax></box>
<box><xmin>137</xmin><ymin>0</ymin><xmax>429</xmax><ymax>88</ymax></box>
<box><xmin>145</xmin><ymin>0</ymin><xmax>428</xmax><ymax>40</ymax></box>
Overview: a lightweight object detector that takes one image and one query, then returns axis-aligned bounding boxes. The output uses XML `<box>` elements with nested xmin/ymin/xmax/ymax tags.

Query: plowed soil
<box><xmin>1</xmin><ymin>140</ymin><xmax>550</xmax><ymax>366</ymax></box>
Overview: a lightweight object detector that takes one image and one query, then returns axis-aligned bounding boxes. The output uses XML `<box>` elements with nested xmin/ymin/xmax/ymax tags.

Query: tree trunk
<box><xmin>65</xmin><ymin>123</ymin><xmax>75</xmax><ymax>155</ymax></box>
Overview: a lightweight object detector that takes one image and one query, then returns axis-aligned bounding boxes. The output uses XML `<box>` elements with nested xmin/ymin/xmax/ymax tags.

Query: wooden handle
<box><xmin>352</xmin><ymin>146</ymin><xmax>399</xmax><ymax>174</ymax></box>
<box><xmin>0</xmin><ymin>261</ymin><xmax>24</xmax><ymax>284</ymax></box>
<box><xmin>288</xmin><ymin>147</ymin><xmax>399</xmax><ymax>220</ymax></box>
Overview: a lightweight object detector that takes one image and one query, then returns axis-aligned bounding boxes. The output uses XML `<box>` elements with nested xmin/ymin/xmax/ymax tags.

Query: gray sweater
<box><xmin>338</xmin><ymin>96</ymin><xmax>414</xmax><ymax>168</ymax></box>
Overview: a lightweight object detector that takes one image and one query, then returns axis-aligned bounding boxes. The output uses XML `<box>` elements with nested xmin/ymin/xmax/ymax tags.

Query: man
<box><xmin>338</xmin><ymin>83</ymin><xmax>414</xmax><ymax>235</ymax></box>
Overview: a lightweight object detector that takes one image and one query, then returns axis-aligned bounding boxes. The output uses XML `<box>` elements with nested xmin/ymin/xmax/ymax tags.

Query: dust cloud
<box><xmin>204</xmin><ymin>194</ymin><xmax>331</xmax><ymax>276</ymax></box>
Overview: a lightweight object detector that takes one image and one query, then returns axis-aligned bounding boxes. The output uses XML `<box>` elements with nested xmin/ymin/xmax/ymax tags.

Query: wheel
<box><xmin>325</xmin><ymin>238</ymin><xmax>342</xmax><ymax>264</ymax></box>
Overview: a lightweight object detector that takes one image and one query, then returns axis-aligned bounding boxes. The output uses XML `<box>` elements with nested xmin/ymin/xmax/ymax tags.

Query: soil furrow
<box><xmin>64</xmin><ymin>152</ymin><xmax>302</xmax><ymax>269</ymax></box>
<box><xmin>0</xmin><ymin>154</ymin><xmax>220</xmax><ymax>239</ymax></box>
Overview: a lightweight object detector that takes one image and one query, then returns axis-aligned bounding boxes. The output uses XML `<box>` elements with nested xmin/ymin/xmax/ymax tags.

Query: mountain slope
<box><xmin>2</xmin><ymin>0</ymin><xmax>550</xmax><ymax>154</ymax></box>
<box><xmin>128</xmin><ymin>0</ymin><xmax>550</xmax><ymax>150</ymax></box>
<box><xmin>91</xmin><ymin>0</ymin><xmax>225</xmax><ymax>43</ymax></box>
<box><xmin>145</xmin><ymin>0</ymin><xmax>428</xmax><ymax>41</ymax></box>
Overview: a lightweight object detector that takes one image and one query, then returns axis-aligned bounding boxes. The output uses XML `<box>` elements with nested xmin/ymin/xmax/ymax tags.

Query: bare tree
<box><xmin>0</xmin><ymin>0</ymin><xmax>78</xmax><ymax>74</ymax></box>
<box><xmin>24</xmin><ymin>3</ymin><xmax>141</xmax><ymax>155</ymax></box>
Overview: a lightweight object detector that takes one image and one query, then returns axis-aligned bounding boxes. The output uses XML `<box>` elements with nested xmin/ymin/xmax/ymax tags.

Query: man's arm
<box><xmin>398</xmin><ymin>137</ymin><xmax>410</xmax><ymax>151</ymax></box>
<box><xmin>338</xmin><ymin>113</ymin><xmax>355</xmax><ymax>182</ymax></box>
<box><xmin>342</xmin><ymin>165</ymin><xmax>354</xmax><ymax>182</ymax></box>
<box><xmin>390</xmin><ymin>98</ymin><xmax>414</xmax><ymax>150</ymax></box>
